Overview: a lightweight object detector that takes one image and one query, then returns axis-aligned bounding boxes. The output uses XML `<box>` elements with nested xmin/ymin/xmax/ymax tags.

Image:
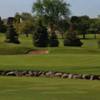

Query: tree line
<box><xmin>0</xmin><ymin>0</ymin><xmax>100</xmax><ymax>47</ymax></box>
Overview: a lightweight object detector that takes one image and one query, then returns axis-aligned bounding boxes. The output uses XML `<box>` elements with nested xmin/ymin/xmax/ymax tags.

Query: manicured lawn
<box><xmin>0</xmin><ymin>54</ymin><xmax>100</xmax><ymax>74</ymax></box>
<box><xmin>0</xmin><ymin>77</ymin><xmax>100</xmax><ymax>100</ymax></box>
<box><xmin>0</xmin><ymin>34</ymin><xmax>100</xmax><ymax>74</ymax></box>
<box><xmin>0</xmin><ymin>34</ymin><xmax>100</xmax><ymax>100</ymax></box>
<box><xmin>0</xmin><ymin>34</ymin><xmax>33</xmax><ymax>55</ymax></box>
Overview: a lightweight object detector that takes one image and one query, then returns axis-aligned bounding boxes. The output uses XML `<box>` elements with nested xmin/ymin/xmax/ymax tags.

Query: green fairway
<box><xmin>1</xmin><ymin>1</ymin><xmax>100</xmax><ymax>99</ymax></box>
<box><xmin>0</xmin><ymin>54</ymin><xmax>100</xmax><ymax>74</ymax></box>
<box><xmin>0</xmin><ymin>77</ymin><xmax>100</xmax><ymax>100</ymax></box>
<box><xmin>0</xmin><ymin>34</ymin><xmax>100</xmax><ymax>74</ymax></box>
<box><xmin>0</xmin><ymin>34</ymin><xmax>100</xmax><ymax>100</ymax></box>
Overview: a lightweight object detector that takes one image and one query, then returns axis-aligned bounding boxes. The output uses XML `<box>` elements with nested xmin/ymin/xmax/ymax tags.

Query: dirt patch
<box><xmin>29</xmin><ymin>50</ymin><xmax>49</xmax><ymax>55</ymax></box>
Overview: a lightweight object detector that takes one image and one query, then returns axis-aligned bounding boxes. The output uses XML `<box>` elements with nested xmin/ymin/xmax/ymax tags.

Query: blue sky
<box><xmin>0</xmin><ymin>0</ymin><xmax>100</xmax><ymax>18</ymax></box>
<box><xmin>68</xmin><ymin>0</ymin><xmax>100</xmax><ymax>18</ymax></box>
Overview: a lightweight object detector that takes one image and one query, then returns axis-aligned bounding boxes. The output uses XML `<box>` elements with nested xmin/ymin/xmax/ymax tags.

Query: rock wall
<box><xmin>0</xmin><ymin>70</ymin><xmax>100</xmax><ymax>80</ymax></box>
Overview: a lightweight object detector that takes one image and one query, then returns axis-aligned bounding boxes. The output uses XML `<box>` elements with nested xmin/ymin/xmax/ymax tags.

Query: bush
<box><xmin>5</xmin><ymin>25</ymin><xmax>20</xmax><ymax>44</ymax></box>
<box><xmin>64</xmin><ymin>31</ymin><xmax>83</xmax><ymax>47</ymax></box>
<box><xmin>0</xmin><ymin>24</ymin><xmax>7</xmax><ymax>33</ymax></box>
<box><xmin>49</xmin><ymin>32</ymin><xmax>59</xmax><ymax>47</ymax></box>
<box><xmin>33</xmin><ymin>21</ymin><xmax>49</xmax><ymax>47</ymax></box>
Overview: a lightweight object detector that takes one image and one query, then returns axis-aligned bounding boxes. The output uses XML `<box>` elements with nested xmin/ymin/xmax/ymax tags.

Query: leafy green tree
<box><xmin>78</xmin><ymin>16</ymin><xmax>90</xmax><ymax>39</ymax></box>
<box><xmin>14</xmin><ymin>13</ymin><xmax>22</xmax><ymax>34</ymax></box>
<box><xmin>58</xmin><ymin>19</ymin><xmax>70</xmax><ymax>39</ymax></box>
<box><xmin>21</xmin><ymin>12</ymin><xmax>33</xmax><ymax>21</ymax></box>
<box><xmin>70</xmin><ymin>16</ymin><xmax>90</xmax><ymax>39</ymax></box>
<box><xmin>32</xmin><ymin>0</ymin><xmax>70</xmax><ymax>26</ymax></box>
<box><xmin>33</xmin><ymin>20</ymin><xmax>49</xmax><ymax>47</ymax></box>
<box><xmin>14</xmin><ymin>12</ymin><xmax>34</xmax><ymax>37</ymax></box>
<box><xmin>89</xmin><ymin>18</ymin><xmax>100</xmax><ymax>39</ymax></box>
<box><xmin>14</xmin><ymin>12</ymin><xmax>21</xmax><ymax>23</ymax></box>
<box><xmin>70</xmin><ymin>16</ymin><xmax>80</xmax><ymax>30</ymax></box>
<box><xmin>17</xmin><ymin>20</ymin><xmax>34</xmax><ymax>37</ymax></box>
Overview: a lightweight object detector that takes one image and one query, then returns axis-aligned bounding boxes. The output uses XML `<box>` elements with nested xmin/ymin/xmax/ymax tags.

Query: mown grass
<box><xmin>0</xmin><ymin>34</ymin><xmax>33</xmax><ymax>55</ymax></box>
<box><xmin>0</xmin><ymin>34</ymin><xmax>100</xmax><ymax>100</ymax></box>
<box><xmin>0</xmin><ymin>77</ymin><xmax>100</xmax><ymax>100</ymax></box>
<box><xmin>0</xmin><ymin>34</ymin><xmax>100</xmax><ymax>74</ymax></box>
<box><xmin>0</xmin><ymin>54</ymin><xmax>100</xmax><ymax>74</ymax></box>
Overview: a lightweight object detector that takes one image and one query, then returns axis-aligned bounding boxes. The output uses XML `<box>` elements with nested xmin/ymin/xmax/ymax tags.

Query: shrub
<box><xmin>49</xmin><ymin>32</ymin><xmax>59</xmax><ymax>47</ymax></box>
<box><xmin>64</xmin><ymin>31</ymin><xmax>83</xmax><ymax>47</ymax></box>
<box><xmin>33</xmin><ymin>21</ymin><xmax>49</xmax><ymax>47</ymax></box>
<box><xmin>5</xmin><ymin>25</ymin><xmax>20</xmax><ymax>44</ymax></box>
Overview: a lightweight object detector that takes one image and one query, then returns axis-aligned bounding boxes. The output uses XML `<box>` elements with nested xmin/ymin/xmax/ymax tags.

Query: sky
<box><xmin>0</xmin><ymin>0</ymin><xmax>100</xmax><ymax>18</ymax></box>
<box><xmin>68</xmin><ymin>0</ymin><xmax>100</xmax><ymax>18</ymax></box>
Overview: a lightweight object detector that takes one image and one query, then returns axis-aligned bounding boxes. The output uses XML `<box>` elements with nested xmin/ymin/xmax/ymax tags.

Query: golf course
<box><xmin>0</xmin><ymin>34</ymin><xmax>100</xmax><ymax>100</ymax></box>
<box><xmin>0</xmin><ymin>0</ymin><xmax>100</xmax><ymax>99</ymax></box>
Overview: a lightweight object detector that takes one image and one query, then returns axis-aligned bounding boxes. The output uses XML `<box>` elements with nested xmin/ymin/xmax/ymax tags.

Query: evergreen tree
<box><xmin>5</xmin><ymin>17</ymin><xmax>20</xmax><ymax>44</ymax></box>
<box><xmin>0</xmin><ymin>17</ymin><xmax>6</xmax><ymax>33</ymax></box>
<box><xmin>33</xmin><ymin>21</ymin><xmax>48</xmax><ymax>47</ymax></box>
<box><xmin>49</xmin><ymin>32</ymin><xmax>59</xmax><ymax>47</ymax></box>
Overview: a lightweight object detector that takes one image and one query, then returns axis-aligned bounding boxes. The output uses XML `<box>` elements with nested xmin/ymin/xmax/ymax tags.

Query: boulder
<box><xmin>62</xmin><ymin>73</ymin><xmax>69</xmax><ymax>78</ymax></box>
<box><xmin>6</xmin><ymin>71</ymin><xmax>16</xmax><ymax>76</ymax></box>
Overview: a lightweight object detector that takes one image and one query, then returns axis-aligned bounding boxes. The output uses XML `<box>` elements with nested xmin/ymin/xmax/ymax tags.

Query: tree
<box><xmin>64</xmin><ymin>24</ymin><xmax>83</xmax><ymax>47</ymax></box>
<box><xmin>15</xmin><ymin>20</ymin><xmax>34</xmax><ymax>37</ymax></box>
<box><xmin>14</xmin><ymin>12</ymin><xmax>34</xmax><ymax>37</ymax></box>
<box><xmin>14</xmin><ymin>12</ymin><xmax>21</xmax><ymax>23</ymax></box>
<box><xmin>49</xmin><ymin>32</ymin><xmax>59</xmax><ymax>47</ymax></box>
<box><xmin>14</xmin><ymin>13</ymin><xmax>22</xmax><ymax>34</ymax></box>
<box><xmin>5</xmin><ymin>17</ymin><xmax>20</xmax><ymax>44</ymax></box>
<box><xmin>33</xmin><ymin>20</ymin><xmax>49</xmax><ymax>47</ymax></box>
<box><xmin>70</xmin><ymin>16</ymin><xmax>90</xmax><ymax>39</ymax></box>
<box><xmin>21</xmin><ymin>20</ymin><xmax>34</xmax><ymax>37</ymax></box>
<box><xmin>32</xmin><ymin>0</ymin><xmax>70</xmax><ymax>26</ymax></box>
<box><xmin>0</xmin><ymin>17</ymin><xmax>7</xmax><ymax>33</ymax></box>
<box><xmin>78</xmin><ymin>16</ymin><xmax>90</xmax><ymax>39</ymax></box>
<box><xmin>58</xmin><ymin>19</ymin><xmax>70</xmax><ymax>39</ymax></box>
<box><xmin>21</xmin><ymin>12</ymin><xmax>33</xmax><ymax>21</ymax></box>
<box><xmin>89</xmin><ymin>18</ymin><xmax>100</xmax><ymax>39</ymax></box>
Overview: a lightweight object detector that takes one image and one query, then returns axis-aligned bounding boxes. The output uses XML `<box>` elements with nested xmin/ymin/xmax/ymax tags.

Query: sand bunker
<box><xmin>29</xmin><ymin>50</ymin><xmax>49</xmax><ymax>55</ymax></box>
